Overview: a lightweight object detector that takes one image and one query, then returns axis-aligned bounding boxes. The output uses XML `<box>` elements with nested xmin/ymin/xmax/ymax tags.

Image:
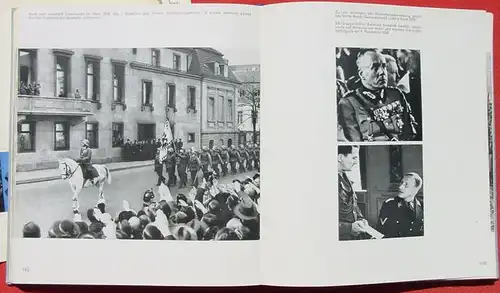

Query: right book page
<box><xmin>260</xmin><ymin>2</ymin><xmax>497</xmax><ymax>287</ymax></box>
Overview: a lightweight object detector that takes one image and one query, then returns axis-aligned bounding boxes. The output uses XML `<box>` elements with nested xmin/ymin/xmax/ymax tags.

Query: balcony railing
<box><xmin>18</xmin><ymin>95</ymin><xmax>94</xmax><ymax>117</ymax></box>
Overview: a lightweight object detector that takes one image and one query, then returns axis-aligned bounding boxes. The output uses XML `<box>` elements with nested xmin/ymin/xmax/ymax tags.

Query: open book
<box><xmin>6</xmin><ymin>2</ymin><xmax>497</xmax><ymax>287</ymax></box>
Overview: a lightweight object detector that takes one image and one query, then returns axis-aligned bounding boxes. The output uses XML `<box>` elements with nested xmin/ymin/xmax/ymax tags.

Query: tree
<box><xmin>238</xmin><ymin>81</ymin><xmax>260</xmax><ymax>144</ymax></box>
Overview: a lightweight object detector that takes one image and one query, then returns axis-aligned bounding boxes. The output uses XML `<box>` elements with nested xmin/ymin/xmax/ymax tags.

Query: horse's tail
<box><xmin>105</xmin><ymin>167</ymin><xmax>112</xmax><ymax>184</ymax></box>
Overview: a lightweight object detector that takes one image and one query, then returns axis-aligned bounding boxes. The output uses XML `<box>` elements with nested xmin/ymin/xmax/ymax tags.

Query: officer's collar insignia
<box><xmin>363</xmin><ymin>91</ymin><xmax>378</xmax><ymax>100</ymax></box>
<box><xmin>397</xmin><ymin>202</ymin><xmax>403</xmax><ymax>208</ymax></box>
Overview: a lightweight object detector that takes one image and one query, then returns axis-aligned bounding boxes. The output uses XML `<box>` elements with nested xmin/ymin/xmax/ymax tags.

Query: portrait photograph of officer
<box><xmin>337</xmin><ymin>144</ymin><xmax>423</xmax><ymax>241</ymax></box>
<box><xmin>336</xmin><ymin>47</ymin><xmax>422</xmax><ymax>142</ymax></box>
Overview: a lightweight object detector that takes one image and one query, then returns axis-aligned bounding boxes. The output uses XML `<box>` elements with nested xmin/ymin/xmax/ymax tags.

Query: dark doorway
<box><xmin>137</xmin><ymin>123</ymin><xmax>155</xmax><ymax>141</ymax></box>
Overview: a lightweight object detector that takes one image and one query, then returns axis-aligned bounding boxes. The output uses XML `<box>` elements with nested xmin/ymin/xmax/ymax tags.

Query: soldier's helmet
<box><xmin>81</xmin><ymin>139</ymin><xmax>90</xmax><ymax>147</ymax></box>
<box><xmin>231</xmin><ymin>145</ymin><xmax>236</xmax><ymax>149</ymax></box>
<box><xmin>222</xmin><ymin>145</ymin><xmax>227</xmax><ymax>150</ymax></box>
<box><xmin>143</xmin><ymin>189</ymin><xmax>155</xmax><ymax>205</ymax></box>
<box><xmin>202</xmin><ymin>146</ymin><xmax>208</xmax><ymax>151</ymax></box>
<box><xmin>168</xmin><ymin>148</ymin><xmax>174</xmax><ymax>152</ymax></box>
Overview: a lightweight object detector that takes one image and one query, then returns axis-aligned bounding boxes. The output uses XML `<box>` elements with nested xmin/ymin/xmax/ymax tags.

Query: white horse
<box><xmin>57</xmin><ymin>158</ymin><xmax>112</xmax><ymax>212</ymax></box>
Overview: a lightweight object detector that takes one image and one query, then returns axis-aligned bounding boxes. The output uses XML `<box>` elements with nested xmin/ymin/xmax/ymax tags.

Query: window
<box><xmin>112</xmin><ymin>63</ymin><xmax>125</xmax><ymax>102</ymax></box>
<box><xmin>152</xmin><ymin>49</ymin><xmax>160</xmax><ymax>67</ymax></box>
<box><xmin>112</xmin><ymin>123</ymin><xmax>124</xmax><ymax>147</ymax></box>
<box><xmin>18</xmin><ymin>122</ymin><xmax>35</xmax><ymax>153</ymax></box>
<box><xmin>137</xmin><ymin>124</ymin><xmax>156</xmax><ymax>141</ymax></box>
<box><xmin>187</xmin><ymin>133</ymin><xmax>195</xmax><ymax>143</ymax></box>
<box><xmin>237</xmin><ymin>111</ymin><xmax>243</xmax><ymax>124</ymax></box>
<box><xmin>218</xmin><ymin>96</ymin><xmax>225</xmax><ymax>121</ymax></box>
<box><xmin>188</xmin><ymin>86</ymin><xmax>196</xmax><ymax>110</ymax></box>
<box><xmin>85</xmin><ymin>123</ymin><xmax>99</xmax><ymax>148</ymax></box>
<box><xmin>187</xmin><ymin>54</ymin><xmax>192</xmax><ymax>70</ymax></box>
<box><xmin>227</xmin><ymin>99</ymin><xmax>233</xmax><ymax>121</ymax></box>
<box><xmin>132</xmin><ymin>48</ymin><xmax>137</xmax><ymax>55</ymax></box>
<box><xmin>19</xmin><ymin>50</ymin><xmax>37</xmax><ymax>86</ymax></box>
<box><xmin>209</xmin><ymin>140</ymin><xmax>214</xmax><ymax>149</ymax></box>
<box><xmin>142</xmin><ymin>80</ymin><xmax>153</xmax><ymax>106</ymax></box>
<box><xmin>214</xmin><ymin>63</ymin><xmax>220</xmax><ymax>75</ymax></box>
<box><xmin>219</xmin><ymin>64</ymin><xmax>225</xmax><ymax>76</ymax></box>
<box><xmin>167</xmin><ymin>84</ymin><xmax>176</xmax><ymax>107</ymax></box>
<box><xmin>54</xmin><ymin>122</ymin><xmax>69</xmax><ymax>151</ymax></box>
<box><xmin>208</xmin><ymin>97</ymin><xmax>215</xmax><ymax>121</ymax></box>
<box><xmin>173</xmin><ymin>54</ymin><xmax>181</xmax><ymax>70</ymax></box>
<box><xmin>86</xmin><ymin>61</ymin><xmax>100</xmax><ymax>101</ymax></box>
<box><xmin>55</xmin><ymin>55</ymin><xmax>70</xmax><ymax>97</ymax></box>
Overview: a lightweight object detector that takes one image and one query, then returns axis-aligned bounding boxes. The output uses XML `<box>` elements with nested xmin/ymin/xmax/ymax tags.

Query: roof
<box><xmin>230</xmin><ymin>65</ymin><xmax>260</xmax><ymax>83</ymax></box>
<box><xmin>183</xmin><ymin>48</ymin><xmax>240</xmax><ymax>84</ymax></box>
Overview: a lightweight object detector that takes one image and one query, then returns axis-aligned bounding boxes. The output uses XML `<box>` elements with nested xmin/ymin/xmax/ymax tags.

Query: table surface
<box><xmin>2</xmin><ymin>0</ymin><xmax>500</xmax><ymax>292</ymax></box>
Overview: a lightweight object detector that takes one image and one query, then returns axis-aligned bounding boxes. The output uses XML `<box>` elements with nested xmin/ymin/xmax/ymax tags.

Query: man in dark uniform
<box><xmin>154</xmin><ymin>147</ymin><xmax>164</xmax><ymax>186</ymax></box>
<box><xmin>77</xmin><ymin>139</ymin><xmax>98</xmax><ymax>185</ymax></box>
<box><xmin>338</xmin><ymin>49</ymin><xmax>418</xmax><ymax>142</ymax></box>
<box><xmin>165</xmin><ymin>148</ymin><xmax>176</xmax><ymax>187</ymax></box>
<box><xmin>254</xmin><ymin>143</ymin><xmax>260</xmax><ymax>172</ymax></box>
<box><xmin>376</xmin><ymin>173</ymin><xmax>424</xmax><ymax>238</ymax></box>
<box><xmin>220</xmin><ymin>146</ymin><xmax>230</xmax><ymax>177</ymax></box>
<box><xmin>176</xmin><ymin>148</ymin><xmax>189</xmax><ymax>188</ymax></box>
<box><xmin>210</xmin><ymin>146</ymin><xmax>222</xmax><ymax>176</ymax></box>
<box><xmin>188</xmin><ymin>148</ymin><xmax>201</xmax><ymax>187</ymax></box>
<box><xmin>338</xmin><ymin>145</ymin><xmax>370</xmax><ymax>241</ymax></box>
<box><xmin>200</xmin><ymin>146</ymin><xmax>212</xmax><ymax>179</ymax></box>
<box><xmin>239</xmin><ymin>144</ymin><xmax>248</xmax><ymax>173</ymax></box>
<box><xmin>229</xmin><ymin>145</ymin><xmax>240</xmax><ymax>175</ymax></box>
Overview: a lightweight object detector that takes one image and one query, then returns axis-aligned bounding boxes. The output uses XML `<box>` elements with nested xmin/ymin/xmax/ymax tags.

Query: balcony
<box><xmin>18</xmin><ymin>95</ymin><xmax>94</xmax><ymax>124</ymax></box>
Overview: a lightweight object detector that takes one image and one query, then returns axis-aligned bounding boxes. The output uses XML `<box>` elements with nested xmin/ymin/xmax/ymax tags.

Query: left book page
<box><xmin>8</xmin><ymin>4</ymin><xmax>262</xmax><ymax>286</ymax></box>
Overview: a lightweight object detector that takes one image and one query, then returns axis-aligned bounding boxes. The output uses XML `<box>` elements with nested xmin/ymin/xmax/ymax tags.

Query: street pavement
<box><xmin>12</xmin><ymin>166</ymin><xmax>258</xmax><ymax>238</ymax></box>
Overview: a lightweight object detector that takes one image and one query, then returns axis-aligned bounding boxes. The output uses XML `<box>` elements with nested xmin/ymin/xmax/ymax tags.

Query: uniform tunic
<box><xmin>376</xmin><ymin>196</ymin><xmax>424</xmax><ymax>238</ymax></box>
<box><xmin>338</xmin><ymin>172</ymin><xmax>364</xmax><ymax>240</ymax></box>
<box><xmin>338</xmin><ymin>86</ymin><xmax>418</xmax><ymax>141</ymax></box>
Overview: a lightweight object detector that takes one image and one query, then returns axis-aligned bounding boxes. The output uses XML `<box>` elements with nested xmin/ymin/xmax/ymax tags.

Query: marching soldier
<box><xmin>220</xmin><ymin>146</ymin><xmax>230</xmax><ymax>177</ymax></box>
<box><xmin>229</xmin><ymin>145</ymin><xmax>240</xmax><ymax>175</ymax></box>
<box><xmin>338</xmin><ymin>49</ymin><xmax>417</xmax><ymax>142</ymax></box>
<box><xmin>210</xmin><ymin>146</ymin><xmax>222</xmax><ymax>176</ymax></box>
<box><xmin>200</xmin><ymin>146</ymin><xmax>212</xmax><ymax>179</ymax></box>
<box><xmin>165</xmin><ymin>148</ymin><xmax>177</xmax><ymax>187</ymax></box>
<box><xmin>245</xmin><ymin>143</ymin><xmax>253</xmax><ymax>171</ymax></box>
<box><xmin>254</xmin><ymin>143</ymin><xmax>260</xmax><ymax>171</ymax></box>
<box><xmin>176</xmin><ymin>149</ymin><xmax>189</xmax><ymax>188</ymax></box>
<box><xmin>239</xmin><ymin>144</ymin><xmax>248</xmax><ymax>173</ymax></box>
<box><xmin>154</xmin><ymin>147</ymin><xmax>164</xmax><ymax>186</ymax></box>
<box><xmin>377</xmin><ymin>173</ymin><xmax>424</xmax><ymax>238</ymax></box>
<box><xmin>188</xmin><ymin>148</ymin><xmax>201</xmax><ymax>187</ymax></box>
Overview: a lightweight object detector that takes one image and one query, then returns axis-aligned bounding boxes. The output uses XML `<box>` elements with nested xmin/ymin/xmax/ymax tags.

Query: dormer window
<box><xmin>219</xmin><ymin>64</ymin><xmax>225</xmax><ymax>76</ymax></box>
<box><xmin>173</xmin><ymin>54</ymin><xmax>181</xmax><ymax>71</ymax></box>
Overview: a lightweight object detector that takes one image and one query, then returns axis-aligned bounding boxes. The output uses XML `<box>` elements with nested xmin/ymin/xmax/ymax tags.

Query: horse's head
<box><xmin>58</xmin><ymin>159</ymin><xmax>70</xmax><ymax>179</ymax></box>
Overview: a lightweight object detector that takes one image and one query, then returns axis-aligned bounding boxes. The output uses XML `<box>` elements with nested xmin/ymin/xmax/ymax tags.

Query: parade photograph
<box><xmin>13</xmin><ymin>48</ymin><xmax>260</xmax><ymax>241</ymax></box>
<box><xmin>336</xmin><ymin>47</ymin><xmax>422</xmax><ymax>142</ymax></box>
<box><xmin>0</xmin><ymin>152</ymin><xmax>8</xmax><ymax>213</ymax></box>
<box><xmin>338</xmin><ymin>144</ymin><xmax>423</xmax><ymax>241</ymax></box>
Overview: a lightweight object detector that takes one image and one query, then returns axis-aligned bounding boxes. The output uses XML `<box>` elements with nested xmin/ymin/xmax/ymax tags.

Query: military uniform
<box><xmin>79</xmin><ymin>148</ymin><xmax>97</xmax><ymax>180</ymax></box>
<box><xmin>200</xmin><ymin>150</ymin><xmax>212</xmax><ymax>178</ymax></box>
<box><xmin>210</xmin><ymin>149</ymin><xmax>221</xmax><ymax>176</ymax></box>
<box><xmin>154</xmin><ymin>148</ymin><xmax>164</xmax><ymax>185</ymax></box>
<box><xmin>177</xmin><ymin>152</ymin><xmax>189</xmax><ymax>188</ymax></box>
<box><xmin>247</xmin><ymin>147</ymin><xmax>254</xmax><ymax>171</ymax></box>
<box><xmin>188</xmin><ymin>154</ymin><xmax>201</xmax><ymax>187</ymax></box>
<box><xmin>220</xmin><ymin>148</ymin><xmax>230</xmax><ymax>177</ymax></box>
<box><xmin>376</xmin><ymin>196</ymin><xmax>424</xmax><ymax>238</ymax></box>
<box><xmin>229</xmin><ymin>148</ymin><xmax>240</xmax><ymax>175</ymax></box>
<box><xmin>338</xmin><ymin>86</ymin><xmax>417</xmax><ymax>142</ymax></box>
<box><xmin>165</xmin><ymin>152</ymin><xmax>177</xmax><ymax>187</ymax></box>
<box><xmin>254</xmin><ymin>147</ymin><xmax>260</xmax><ymax>171</ymax></box>
<box><xmin>338</xmin><ymin>172</ymin><xmax>365</xmax><ymax>241</ymax></box>
<box><xmin>239</xmin><ymin>148</ymin><xmax>248</xmax><ymax>173</ymax></box>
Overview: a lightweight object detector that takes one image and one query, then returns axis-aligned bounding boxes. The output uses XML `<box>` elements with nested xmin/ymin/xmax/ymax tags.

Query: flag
<box><xmin>162</xmin><ymin>119</ymin><xmax>174</xmax><ymax>144</ymax></box>
<box><xmin>397</xmin><ymin>72</ymin><xmax>411</xmax><ymax>94</ymax></box>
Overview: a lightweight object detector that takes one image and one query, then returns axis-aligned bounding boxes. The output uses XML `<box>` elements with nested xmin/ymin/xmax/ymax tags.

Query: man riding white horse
<box><xmin>76</xmin><ymin>139</ymin><xmax>98</xmax><ymax>185</ymax></box>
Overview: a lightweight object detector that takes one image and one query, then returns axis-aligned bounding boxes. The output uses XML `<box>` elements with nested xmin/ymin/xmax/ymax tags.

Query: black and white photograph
<box><xmin>336</xmin><ymin>47</ymin><xmax>422</xmax><ymax>142</ymax></box>
<box><xmin>338</xmin><ymin>144</ymin><xmax>424</xmax><ymax>241</ymax></box>
<box><xmin>15</xmin><ymin>48</ymin><xmax>261</xmax><ymax>241</ymax></box>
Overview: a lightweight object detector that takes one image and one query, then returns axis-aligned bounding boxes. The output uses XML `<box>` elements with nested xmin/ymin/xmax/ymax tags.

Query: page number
<box><xmin>22</xmin><ymin>267</ymin><xmax>30</xmax><ymax>273</ymax></box>
<box><xmin>479</xmin><ymin>261</ymin><xmax>487</xmax><ymax>266</ymax></box>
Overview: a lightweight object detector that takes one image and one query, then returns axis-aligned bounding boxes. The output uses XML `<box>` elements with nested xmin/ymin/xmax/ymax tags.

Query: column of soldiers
<box><xmin>155</xmin><ymin>140</ymin><xmax>260</xmax><ymax>188</ymax></box>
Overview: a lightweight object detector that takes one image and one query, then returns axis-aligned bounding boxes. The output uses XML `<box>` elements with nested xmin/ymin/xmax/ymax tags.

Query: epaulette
<box><xmin>384</xmin><ymin>198</ymin><xmax>394</xmax><ymax>203</ymax></box>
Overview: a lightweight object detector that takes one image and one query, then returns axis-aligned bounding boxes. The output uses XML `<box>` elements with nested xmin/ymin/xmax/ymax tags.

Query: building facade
<box><xmin>180</xmin><ymin>48</ymin><xmax>241</xmax><ymax>149</ymax></box>
<box><xmin>229</xmin><ymin>64</ymin><xmax>260</xmax><ymax>146</ymax></box>
<box><xmin>16</xmin><ymin>48</ymin><xmax>230</xmax><ymax>171</ymax></box>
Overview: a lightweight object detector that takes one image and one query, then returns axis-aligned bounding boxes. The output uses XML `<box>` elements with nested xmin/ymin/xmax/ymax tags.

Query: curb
<box><xmin>16</xmin><ymin>162</ymin><xmax>154</xmax><ymax>185</ymax></box>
